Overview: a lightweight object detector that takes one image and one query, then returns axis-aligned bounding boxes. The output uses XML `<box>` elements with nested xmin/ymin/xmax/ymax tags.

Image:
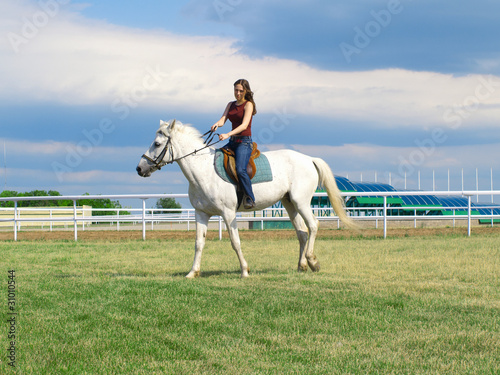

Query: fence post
<box><xmin>467</xmin><ymin>195</ymin><xmax>472</xmax><ymax>237</ymax></box>
<box><xmin>142</xmin><ymin>199</ymin><xmax>146</xmax><ymax>240</ymax></box>
<box><xmin>383</xmin><ymin>196</ymin><xmax>387</xmax><ymax>239</ymax></box>
<box><xmin>73</xmin><ymin>200</ymin><xmax>78</xmax><ymax>241</ymax></box>
<box><xmin>151</xmin><ymin>209</ymin><xmax>154</xmax><ymax>231</ymax></box>
<box><xmin>14</xmin><ymin>202</ymin><xmax>18</xmax><ymax>241</ymax></box>
<box><xmin>17</xmin><ymin>207</ymin><xmax>21</xmax><ymax>232</ymax></box>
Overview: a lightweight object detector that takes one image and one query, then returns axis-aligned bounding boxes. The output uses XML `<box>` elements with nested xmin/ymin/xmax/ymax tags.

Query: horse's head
<box><xmin>136</xmin><ymin>119</ymin><xmax>177</xmax><ymax>177</ymax></box>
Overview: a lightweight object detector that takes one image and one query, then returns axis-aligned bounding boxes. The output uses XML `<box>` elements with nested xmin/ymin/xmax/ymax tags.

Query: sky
<box><xmin>1</xmin><ymin>0</ymin><xmax>500</xmax><ymax>208</ymax></box>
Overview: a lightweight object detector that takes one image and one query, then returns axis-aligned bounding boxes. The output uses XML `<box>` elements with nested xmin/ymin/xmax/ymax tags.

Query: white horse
<box><xmin>136</xmin><ymin>120</ymin><xmax>356</xmax><ymax>278</ymax></box>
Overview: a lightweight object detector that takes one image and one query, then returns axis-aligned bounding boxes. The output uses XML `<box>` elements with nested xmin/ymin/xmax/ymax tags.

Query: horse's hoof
<box><xmin>298</xmin><ymin>264</ymin><xmax>308</xmax><ymax>273</ymax></box>
<box><xmin>241</xmin><ymin>268</ymin><xmax>250</xmax><ymax>278</ymax></box>
<box><xmin>185</xmin><ymin>271</ymin><xmax>200</xmax><ymax>279</ymax></box>
<box><xmin>307</xmin><ymin>258</ymin><xmax>320</xmax><ymax>272</ymax></box>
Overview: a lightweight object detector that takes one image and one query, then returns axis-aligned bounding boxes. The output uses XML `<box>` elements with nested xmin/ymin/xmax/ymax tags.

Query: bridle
<box><xmin>141</xmin><ymin>135</ymin><xmax>173</xmax><ymax>170</ymax></box>
<box><xmin>141</xmin><ymin>129</ymin><xmax>222</xmax><ymax>170</ymax></box>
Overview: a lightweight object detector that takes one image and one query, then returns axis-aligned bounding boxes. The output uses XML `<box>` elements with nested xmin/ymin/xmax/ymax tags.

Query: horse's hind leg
<box><xmin>186</xmin><ymin>210</ymin><xmax>211</xmax><ymax>278</ymax></box>
<box><xmin>281</xmin><ymin>197</ymin><xmax>308</xmax><ymax>272</ymax></box>
<box><xmin>223</xmin><ymin>211</ymin><xmax>249</xmax><ymax>278</ymax></box>
<box><xmin>291</xmin><ymin>199</ymin><xmax>321</xmax><ymax>272</ymax></box>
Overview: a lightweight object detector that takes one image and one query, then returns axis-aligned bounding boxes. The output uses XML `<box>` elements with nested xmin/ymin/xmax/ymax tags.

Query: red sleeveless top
<box><xmin>227</xmin><ymin>101</ymin><xmax>252</xmax><ymax>137</ymax></box>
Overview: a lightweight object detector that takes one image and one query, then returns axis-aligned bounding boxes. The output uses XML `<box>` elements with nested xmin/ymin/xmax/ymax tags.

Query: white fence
<box><xmin>1</xmin><ymin>191</ymin><xmax>499</xmax><ymax>241</ymax></box>
<box><xmin>0</xmin><ymin>206</ymin><xmax>92</xmax><ymax>229</ymax></box>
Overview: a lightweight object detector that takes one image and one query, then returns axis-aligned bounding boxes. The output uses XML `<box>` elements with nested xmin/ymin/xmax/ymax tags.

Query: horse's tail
<box><xmin>312</xmin><ymin>158</ymin><xmax>358</xmax><ymax>230</ymax></box>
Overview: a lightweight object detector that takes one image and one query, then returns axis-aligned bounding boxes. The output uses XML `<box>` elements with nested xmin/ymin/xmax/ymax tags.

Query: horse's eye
<box><xmin>154</xmin><ymin>142</ymin><xmax>161</xmax><ymax>147</ymax></box>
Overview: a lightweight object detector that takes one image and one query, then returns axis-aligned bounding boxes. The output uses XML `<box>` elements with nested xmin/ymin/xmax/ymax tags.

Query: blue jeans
<box><xmin>223</xmin><ymin>136</ymin><xmax>255</xmax><ymax>202</ymax></box>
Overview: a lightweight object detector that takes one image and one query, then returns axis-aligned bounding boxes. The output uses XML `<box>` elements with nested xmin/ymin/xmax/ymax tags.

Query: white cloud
<box><xmin>287</xmin><ymin>142</ymin><xmax>500</xmax><ymax>176</ymax></box>
<box><xmin>4</xmin><ymin>139</ymin><xmax>67</xmax><ymax>155</ymax></box>
<box><xmin>3</xmin><ymin>164</ymin><xmax>188</xmax><ymax>194</ymax></box>
<box><xmin>2</xmin><ymin>1</ymin><xmax>500</xmax><ymax>133</ymax></box>
<box><xmin>3</xmin><ymin>138</ymin><xmax>144</xmax><ymax>163</ymax></box>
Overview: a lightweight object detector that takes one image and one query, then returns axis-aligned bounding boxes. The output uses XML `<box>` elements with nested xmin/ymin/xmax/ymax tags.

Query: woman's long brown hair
<box><xmin>234</xmin><ymin>79</ymin><xmax>257</xmax><ymax>115</ymax></box>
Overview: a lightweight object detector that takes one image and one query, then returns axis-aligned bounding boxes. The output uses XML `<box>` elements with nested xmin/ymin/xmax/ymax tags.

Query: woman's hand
<box><xmin>219</xmin><ymin>133</ymin><xmax>230</xmax><ymax>141</ymax></box>
<box><xmin>211</xmin><ymin>124</ymin><xmax>219</xmax><ymax>132</ymax></box>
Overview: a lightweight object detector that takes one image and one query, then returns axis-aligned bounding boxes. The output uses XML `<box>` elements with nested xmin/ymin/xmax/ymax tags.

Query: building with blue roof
<box><xmin>310</xmin><ymin>176</ymin><xmax>500</xmax><ymax>223</ymax></box>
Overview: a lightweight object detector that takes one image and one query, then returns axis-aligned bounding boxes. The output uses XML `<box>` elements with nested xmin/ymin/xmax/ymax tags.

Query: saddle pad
<box><xmin>214</xmin><ymin>149</ymin><xmax>273</xmax><ymax>185</ymax></box>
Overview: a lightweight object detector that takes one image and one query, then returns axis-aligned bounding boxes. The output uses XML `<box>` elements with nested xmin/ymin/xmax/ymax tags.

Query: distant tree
<box><xmin>0</xmin><ymin>190</ymin><xmax>18</xmax><ymax>207</ymax></box>
<box><xmin>155</xmin><ymin>197</ymin><xmax>182</xmax><ymax>214</ymax></box>
<box><xmin>0</xmin><ymin>190</ymin><xmax>72</xmax><ymax>207</ymax></box>
<box><xmin>18</xmin><ymin>190</ymin><xmax>68</xmax><ymax>207</ymax></box>
<box><xmin>77</xmin><ymin>193</ymin><xmax>126</xmax><ymax>216</ymax></box>
<box><xmin>48</xmin><ymin>190</ymin><xmax>72</xmax><ymax>206</ymax></box>
<box><xmin>0</xmin><ymin>190</ymin><xmax>128</xmax><ymax>215</ymax></box>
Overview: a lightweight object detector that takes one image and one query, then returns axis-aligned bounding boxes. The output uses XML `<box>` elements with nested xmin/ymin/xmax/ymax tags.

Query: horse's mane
<box><xmin>159</xmin><ymin>120</ymin><xmax>204</xmax><ymax>146</ymax></box>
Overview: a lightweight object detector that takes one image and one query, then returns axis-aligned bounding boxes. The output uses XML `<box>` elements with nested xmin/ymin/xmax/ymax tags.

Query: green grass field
<box><xmin>1</xmin><ymin>231</ymin><xmax>499</xmax><ymax>374</ymax></box>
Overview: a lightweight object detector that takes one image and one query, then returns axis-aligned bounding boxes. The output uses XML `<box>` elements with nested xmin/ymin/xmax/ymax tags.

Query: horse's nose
<box><xmin>136</xmin><ymin>166</ymin><xmax>142</xmax><ymax>175</ymax></box>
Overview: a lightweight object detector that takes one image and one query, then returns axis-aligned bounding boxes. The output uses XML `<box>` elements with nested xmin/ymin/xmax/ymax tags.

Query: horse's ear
<box><xmin>170</xmin><ymin>119</ymin><xmax>176</xmax><ymax>129</ymax></box>
<box><xmin>160</xmin><ymin>120</ymin><xmax>166</xmax><ymax>126</ymax></box>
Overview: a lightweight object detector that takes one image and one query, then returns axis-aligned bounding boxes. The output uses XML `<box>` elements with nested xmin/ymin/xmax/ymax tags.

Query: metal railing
<box><xmin>0</xmin><ymin>191</ymin><xmax>499</xmax><ymax>241</ymax></box>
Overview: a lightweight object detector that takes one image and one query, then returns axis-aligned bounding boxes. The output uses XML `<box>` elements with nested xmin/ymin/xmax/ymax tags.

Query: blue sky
<box><xmin>1</xmin><ymin>0</ymin><xmax>500</xmax><ymax>207</ymax></box>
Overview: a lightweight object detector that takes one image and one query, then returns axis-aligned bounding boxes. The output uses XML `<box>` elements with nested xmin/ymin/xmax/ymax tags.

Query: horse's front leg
<box><xmin>186</xmin><ymin>210</ymin><xmax>211</xmax><ymax>278</ymax></box>
<box><xmin>223</xmin><ymin>211</ymin><xmax>249</xmax><ymax>278</ymax></box>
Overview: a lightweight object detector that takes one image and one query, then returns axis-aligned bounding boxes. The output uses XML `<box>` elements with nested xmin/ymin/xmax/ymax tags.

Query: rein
<box><xmin>142</xmin><ymin>130</ymin><xmax>222</xmax><ymax>170</ymax></box>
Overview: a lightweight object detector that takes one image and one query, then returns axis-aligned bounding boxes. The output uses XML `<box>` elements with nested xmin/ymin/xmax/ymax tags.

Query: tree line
<box><xmin>0</xmin><ymin>190</ymin><xmax>124</xmax><ymax>216</ymax></box>
<box><xmin>0</xmin><ymin>190</ymin><xmax>182</xmax><ymax>216</ymax></box>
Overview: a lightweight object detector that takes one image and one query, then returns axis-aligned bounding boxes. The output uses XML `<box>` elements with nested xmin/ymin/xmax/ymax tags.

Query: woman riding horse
<box><xmin>211</xmin><ymin>79</ymin><xmax>257</xmax><ymax>209</ymax></box>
